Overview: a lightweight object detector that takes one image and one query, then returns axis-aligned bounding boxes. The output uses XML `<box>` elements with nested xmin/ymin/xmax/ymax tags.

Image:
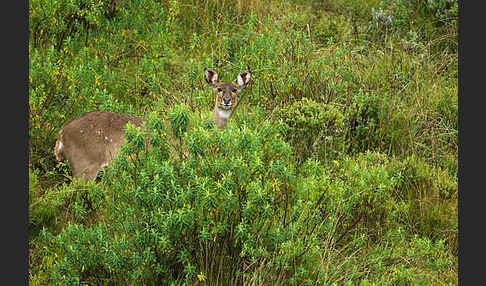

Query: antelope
<box><xmin>54</xmin><ymin>68</ymin><xmax>251</xmax><ymax>181</ymax></box>
<box><xmin>204</xmin><ymin>68</ymin><xmax>250</xmax><ymax>129</ymax></box>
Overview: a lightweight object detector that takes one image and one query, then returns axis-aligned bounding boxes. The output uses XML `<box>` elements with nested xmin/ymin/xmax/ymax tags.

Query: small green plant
<box><xmin>346</xmin><ymin>89</ymin><xmax>382</xmax><ymax>152</ymax></box>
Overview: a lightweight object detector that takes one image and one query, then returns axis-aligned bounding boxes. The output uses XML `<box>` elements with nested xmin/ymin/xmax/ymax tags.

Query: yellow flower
<box><xmin>197</xmin><ymin>272</ymin><xmax>207</xmax><ymax>281</ymax></box>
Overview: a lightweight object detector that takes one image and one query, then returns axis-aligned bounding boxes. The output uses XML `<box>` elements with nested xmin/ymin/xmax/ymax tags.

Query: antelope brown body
<box><xmin>54</xmin><ymin>68</ymin><xmax>251</xmax><ymax>181</ymax></box>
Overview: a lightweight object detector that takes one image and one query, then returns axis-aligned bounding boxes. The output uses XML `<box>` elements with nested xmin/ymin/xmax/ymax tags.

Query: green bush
<box><xmin>39</xmin><ymin>118</ymin><xmax>294</xmax><ymax>284</ymax></box>
<box><xmin>40</xmin><ymin>224</ymin><xmax>112</xmax><ymax>285</ymax></box>
<box><xmin>29</xmin><ymin>0</ymin><xmax>114</xmax><ymax>49</ymax></box>
<box><xmin>42</xmin><ymin>114</ymin><xmax>454</xmax><ymax>284</ymax></box>
<box><xmin>388</xmin><ymin>155</ymin><xmax>457</xmax><ymax>248</ymax></box>
<box><xmin>34</xmin><ymin>120</ymin><xmax>456</xmax><ymax>285</ymax></box>
<box><xmin>274</xmin><ymin>97</ymin><xmax>346</xmax><ymax>163</ymax></box>
<box><xmin>346</xmin><ymin>89</ymin><xmax>382</xmax><ymax>152</ymax></box>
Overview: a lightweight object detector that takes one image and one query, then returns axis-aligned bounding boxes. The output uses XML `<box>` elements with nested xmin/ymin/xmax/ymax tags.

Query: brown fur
<box><xmin>55</xmin><ymin>110</ymin><xmax>147</xmax><ymax>181</ymax></box>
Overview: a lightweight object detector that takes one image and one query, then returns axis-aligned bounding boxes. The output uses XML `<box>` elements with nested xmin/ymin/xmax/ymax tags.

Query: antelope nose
<box><xmin>223</xmin><ymin>97</ymin><xmax>231</xmax><ymax>105</ymax></box>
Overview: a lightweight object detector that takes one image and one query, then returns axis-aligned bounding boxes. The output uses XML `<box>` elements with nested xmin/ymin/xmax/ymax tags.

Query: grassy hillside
<box><xmin>29</xmin><ymin>0</ymin><xmax>458</xmax><ymax>284</ymax></box>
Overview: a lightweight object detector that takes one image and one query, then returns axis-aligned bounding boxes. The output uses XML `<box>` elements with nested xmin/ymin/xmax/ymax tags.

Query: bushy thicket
<box><xmin>33</xmin><ymin>113</ymin><xmax>456</xmax><ymax>285</ymax></box>
<box><xmin>29</xmin><ymin>0</ymin><xmax>457</xmax><ymax>284</ymax></box>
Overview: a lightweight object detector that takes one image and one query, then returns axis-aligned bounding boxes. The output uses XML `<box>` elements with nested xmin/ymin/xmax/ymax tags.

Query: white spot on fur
<box><xmin>218</xmin><ymin>109</ymin><xmax>232</xmax><ymax>119</ymax></box>
<box><xmin>104</xmin><ymin>136</ymin><xmax>112</xmax><ymax>143</ymax></box>
<box><xmin>57</xmin><ymin>141</ymin><xmax>63</xmax><ymax>153</ymax></box>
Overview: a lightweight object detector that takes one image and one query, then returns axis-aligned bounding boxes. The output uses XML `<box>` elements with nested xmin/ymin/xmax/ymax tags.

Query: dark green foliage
<box><xmin>346</xmin><ymin>90</ymin><xmax>381</xmax><ymax>152</ymax></box>
<box><xmin>42</xmin><ymin>120</ymin><xmax>297</xmax><ymax>284</ymax></box>
<box><xmin>35</xmin><ymin>119</ymin><xmax>456</xmax><ymax>284</ymax></box>
<box><xmin>168</xmin><ymin>104</ymin><xmax>191</xmax><ymax>139</ymax></box>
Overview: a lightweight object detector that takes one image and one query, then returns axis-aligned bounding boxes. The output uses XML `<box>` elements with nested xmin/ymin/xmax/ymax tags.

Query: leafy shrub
<box><xmin>41</xmin><ymin>224</ymin><xmax>112</xmax><ymax>285</ymax></box>
<box><xmin>34</xmin><ymin>118</ymin><xmax>456</xmax><ymax>285</ymax></box>
<box><xmin>29</xmin><ymin>169</ymin><xmax>106</xmax><ymax>238</ymax></box>
<box><xmin>274</xmin><ymin>97</ymin><xmax>346</xmax><ymax>163</ymax></box>
<box><xmin>388</xmin><ymin>155</ymin><xmax>457</xmax><ymax>248</ymax></box>
<box><xmin>306</xmin><ymin>152</ymin><xmax>398</xmax><ymax>242</ymax></box>
<box><xmin>39</xmin><ymin>116</ymin><xmax>294</xmax><ymax>284</ymax></box>
<box><xmin>40</xmin><ymin>113</ymin><xmax>425</xmax><ymax>285</ymax></box>
<box><xmin>346</xmin><ymin>89</ymin><xmax>382</xmax><ymax>152</ymax></box>
<box><xmin>29</xmin><ymin>0</ymin><xmax>114</xmax><ymax>49</ymax></box>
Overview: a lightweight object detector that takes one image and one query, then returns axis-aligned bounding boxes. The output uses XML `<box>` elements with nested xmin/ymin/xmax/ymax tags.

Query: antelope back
<box><xmin>55</xmin><ymin>110</ymin><xmax>147</xmax><ymax>181</ymax></box>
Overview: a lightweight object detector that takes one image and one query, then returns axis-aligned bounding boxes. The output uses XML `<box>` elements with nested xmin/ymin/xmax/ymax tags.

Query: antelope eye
<box><xmin>232</xmin><ymin>89</ymin><xmax>238</xmax><ymax>92</ymax></box>
<box><xmin>217</xmin><ymin>88</ymin><xmax>223</xmax><ymax>92</ymax></box>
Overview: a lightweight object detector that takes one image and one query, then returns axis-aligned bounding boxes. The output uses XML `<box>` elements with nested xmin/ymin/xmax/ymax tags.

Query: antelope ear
<box><xmin>235</xmin><ymin>70</ymin><xmax>251</xmax><ymax>90</ymax></box>
<box><xmin>204</xmin><ymin>68</ymin><xmax>219</xmax><ymax>86</ymax></box>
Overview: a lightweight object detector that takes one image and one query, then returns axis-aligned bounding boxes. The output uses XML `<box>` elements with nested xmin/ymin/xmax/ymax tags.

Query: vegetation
<box><xmin>29</xmin><ymin>0</ymin><xmax>458</xmax><ymax>284</ymax></box>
